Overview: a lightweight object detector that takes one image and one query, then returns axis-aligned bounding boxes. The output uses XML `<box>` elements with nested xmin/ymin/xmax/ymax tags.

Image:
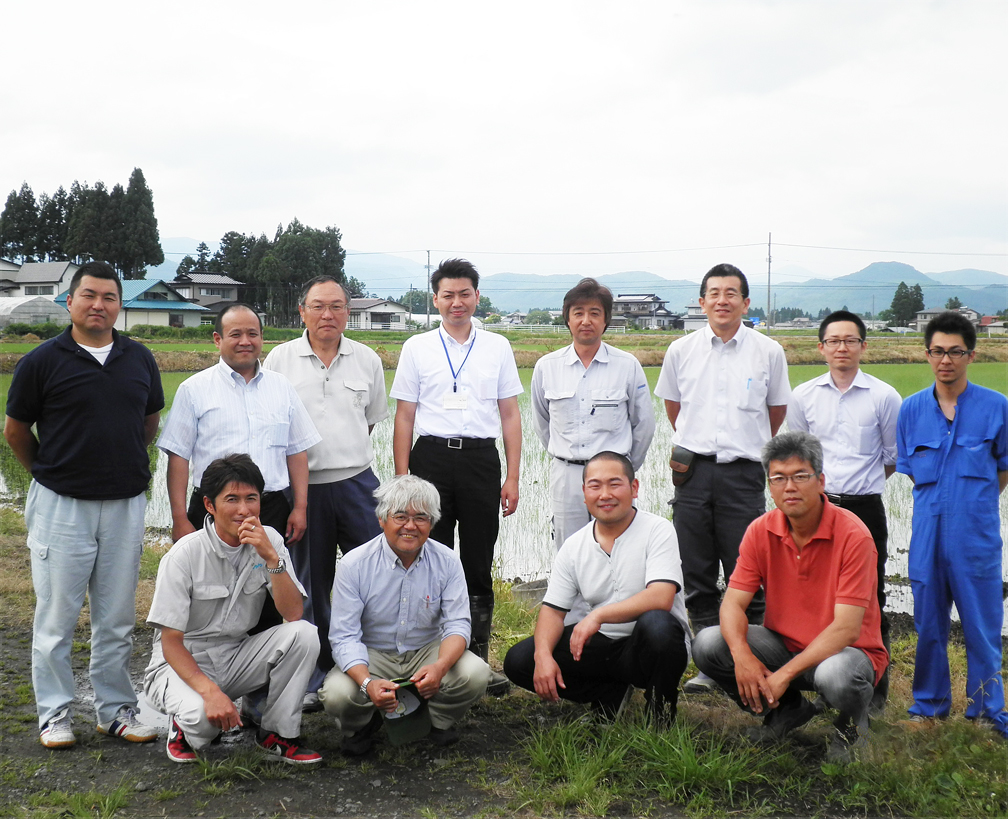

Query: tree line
<box><xmin>0</xmin><ymin>169</ymin><xmax>164</xmax><ymax>279</ymax></box>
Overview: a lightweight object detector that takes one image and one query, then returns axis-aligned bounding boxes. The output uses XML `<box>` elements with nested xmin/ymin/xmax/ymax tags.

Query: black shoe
<box><xmin>757</xmin><ymin>695</ymin><xmax>818</xmax><ymax>740</ymax></box>
<box><xmin>486</xmin><ymin>668</ymin><xmax>511</xmax><ymax>697</ymax></box>
<box><xmin>341</xmin><ymin>711</ymin><xmax>382</xmax><ymax>756</ymax></box>
<box><xmin>429</xmin><ymin>726</ymin><xmax>459</xmax><ymax>747</ymax></box>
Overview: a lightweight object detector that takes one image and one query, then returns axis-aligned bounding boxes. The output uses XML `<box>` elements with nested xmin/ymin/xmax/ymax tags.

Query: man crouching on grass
<box><xmin>691</xmin><ymin>431</ymin><xmax>888</xmax><ymax>763</ymax></box>
<box><xmin>143</xmin><ymin>454</ymin><xmax>322</xmax><ymax>765</ymax></box>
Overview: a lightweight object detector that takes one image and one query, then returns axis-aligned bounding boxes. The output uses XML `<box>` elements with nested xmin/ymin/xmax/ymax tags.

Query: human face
<box><xmin>299</xmin><ymin>281</ymin><xmax>348</xmax><ymax>344</ymax></box>
<box><xmin>380</xmin><ymin>506</ymin><xmax>432</xmax><ymax>567</ymax></box>
<box><xmin>567</xmin><ymin>299</ymin><xmax>606</xmax><ymax>349</ymax></box>
<box><xmin>582</xmin><ymin>458</ymin><xmax>638</xmax><ymax>527</ymax></box>
<box><xmin>926</xmin><ymin>331</ymin><xmax>974</xmax><ymax>388</ymax></box>
<box><xmin>66</xmin><ymin>275</ymin><xmax>121</xmax><ymax>338</ymax></box>
<box><xmin>432</xmin><ymin>277</ymin><xmax>478</xmax><ymax>331</ymax></box>
<box><xmin>214</xmin><ymin>307</ymin><xmax>263</xmax><ymax>375</ymax></box>
<box><xmin>818</xmin><ymin>321</ymin><xmax>866</xmax><ymax>375</ymax></box>
<box><xmin>205</xmin><ymin>481</ymin><xmax>261</xmax><ymax>547</ymax></box>
<box><xmin>767</xmin><ymin>456</ymin><xmax>825</xmax><ymax>526</ymax></box>
<box><xmin>700</xmin><ymin>275</ymin><xmax>750</xmax><ymax>337</ymax></box>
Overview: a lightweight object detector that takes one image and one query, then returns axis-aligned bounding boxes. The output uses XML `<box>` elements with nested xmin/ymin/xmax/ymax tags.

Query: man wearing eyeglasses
<box><xmin>692</xmin><ymin>431</ymin><xmax>887</xmax><ymax>763</ymax></box>
<box><xmin>655</xmin><ymin>263</ymin><xmax>791</xmax><ymax>693</ymax></box>
<box><xmin>320</xmin><ymin>475</ymin><xmax>490</xmax><ymax>755</ymax></box>
<box><xmin>787</xmin><ymin>311</ymin><xmax>901</xmax><ymax>712</ymax></box>
<box><xmin>264</xmin><ymin>276</ymin><xmax>389</xmax><ymax>710</ymax></box>
<box><xmin>897</xmin><ymin>311</ymin><xmax>1008</xmax><ymax>739</ymax></box>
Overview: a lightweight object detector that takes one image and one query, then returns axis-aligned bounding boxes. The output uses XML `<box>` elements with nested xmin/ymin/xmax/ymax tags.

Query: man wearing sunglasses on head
<box><xmin>897</xmin><ymin>311</ymin><xmax>1008</xmax><ymax>739</ymax></box>
<box><xmin>787</xmin><ymin>311</ymin><xmax>901</xmax><ymax>713</ymax></box>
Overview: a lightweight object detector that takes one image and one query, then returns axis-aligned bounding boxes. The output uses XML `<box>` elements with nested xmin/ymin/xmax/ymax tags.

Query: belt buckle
<box><xmin>826</xmin><ymin>493</ymin><xmax>841</xmax><ymax>504</ymax></box>
<box><xmin>447</xmin><ymin>437</ymin><xmax>463</xmax><ymax>450</ymax></box>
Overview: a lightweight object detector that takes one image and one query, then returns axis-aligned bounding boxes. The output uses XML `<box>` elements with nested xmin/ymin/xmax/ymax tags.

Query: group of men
<box><xmin>6</xmin><ymin>258</ymin><xmax>1005</xmax><ymax>769</ymax></box>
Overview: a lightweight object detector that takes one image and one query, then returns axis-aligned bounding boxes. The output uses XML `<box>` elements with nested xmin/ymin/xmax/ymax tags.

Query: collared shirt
<box><xmin>263</xmin><ymin>331</ymin><xmax>389</xmax><ymax>484</ymax></box>
<box><xmin>654</xmin><ymin>324</ymin><xmax>790</xmax><ymax>463</ymax></box>
<box><xmin>788</xmin><ymin>369</ymin><xmax>901</xmax><ymax>495</ymax></box>
<box><xmin>144</xmin><ymin>517</ymin><xmax>306</xmax><ymax>685</ymax></box>
<box><xmin>729</xmin><ymin>498</ymin><xmax>887</xmax><ymax>683</ymax></box>
<box><xmin>6</xmin><ymin>327</ymin><xmax>164</xmax><ymax>500</ymax></box>
<box><xmin>543</xmin><ymin>510</ymin><xmax>691</xmax><ymax>642</ymax></box>
<box><xmin>531</xmin><ymin>342</ymin><xmax>655</xmax><ymax>469</ymax></box>
<box><xmin>389</xmin><ymin>322</ymin><xmax>523</xmax><ymax>439</ymax></box>
<box><xmin>157</xmin><ymin>358</ymin><xmax>321</xmax><ymax>491</ymax></box>
<box><xmin>328</xmin><ymin>531</ymin><xmax>471</xmax><ymax>672</ymax></box>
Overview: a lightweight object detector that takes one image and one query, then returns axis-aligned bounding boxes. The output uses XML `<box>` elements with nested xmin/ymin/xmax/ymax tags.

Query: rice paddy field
<box><xmin>0</xmin><ymin>350</ymin><xmax>1004</xmax><ymax>631</ymax></box>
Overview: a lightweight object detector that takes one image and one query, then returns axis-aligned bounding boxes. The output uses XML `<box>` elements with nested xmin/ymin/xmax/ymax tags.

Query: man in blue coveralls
<box><xmin>896</xmin><ymin>311</ymin><xmax>1008</xmax><ymax>738</ymax></box>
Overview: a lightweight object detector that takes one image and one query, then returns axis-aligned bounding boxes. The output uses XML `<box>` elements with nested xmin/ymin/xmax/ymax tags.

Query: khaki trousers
<box><xmin>319</xmin><ymin>640</ymin><xmax>489</xmax><ymax>734</ymax></box>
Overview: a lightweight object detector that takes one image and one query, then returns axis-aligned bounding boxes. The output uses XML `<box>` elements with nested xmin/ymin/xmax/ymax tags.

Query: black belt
<box><xmin>826</xmin><ymin>492</ymin><xmax>881</xmax><ymax>505</ymax></box>
<box><xmin>418</xmin><ymin>435</ymin><xmax>496</xmax><ymax>450</ymax></box>
<box><xmin>556</xmin><ymin>456</ymin><xmax>588</xmax><ymax>466</ymax></box>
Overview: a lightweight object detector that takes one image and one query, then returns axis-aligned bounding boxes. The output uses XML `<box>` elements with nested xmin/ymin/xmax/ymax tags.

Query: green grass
<box><xmin>25</xmin><ymin>779</ymin><xmax>133</xmax><ymax>819</ymax></box>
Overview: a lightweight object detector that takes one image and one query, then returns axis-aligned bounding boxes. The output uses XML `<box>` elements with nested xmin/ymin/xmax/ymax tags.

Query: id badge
<box><xmin>443</xmin><ymin>391</ymin><xmax>468</xmax><ymax>410</ymax></box>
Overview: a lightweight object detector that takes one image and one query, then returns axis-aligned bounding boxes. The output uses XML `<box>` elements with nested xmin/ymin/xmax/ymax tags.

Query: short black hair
<box><xmin>819</xmin><ymin>310</ymin><xmax>866</xmax><ymax>342</ymax></box>
<box><xmin>431</xmin><ymin>258</ymin><xmax>479</xmax><ymax>294</ymax></box>
<box><xmin>582</xmin><ymin>450</ymin><xmax>635</xmax><ymax>484</ymax></box>
<box><xmin>299</xmin><ymin>275</ymin><xmax>347</xmax><ymax>307</ymax></box>
<box><xmin>925</xmin><ymin>311</ymin><xmax>976</xmax><ymax>351</ymax></box>
<box><xmin>762</xmin><ymin>431</ymin><xmax>824</xmax><ymax>477</ymax></box>
<box><xmin>68</xmin><ymin>261</ymin><xmax>122</xmax><ymax>300</ymax></box>
<box><xmin>201</xmin><ymin>454</ymin><xmax>265</xmax><ymax>506</ymax></box>
<box><xmin>563</xmin><ymin>278</ymin><xmax>613</xmax><ymax>330</ymax></box>
<box><xmin>700</xmin><ymin>263</ymin><xmax>749</xmax><ymax>299</ymax></box>
<box><xmin>215</xmin><ymin>303</ymin><xmax>262</xmax><ymax>335</ymax></box>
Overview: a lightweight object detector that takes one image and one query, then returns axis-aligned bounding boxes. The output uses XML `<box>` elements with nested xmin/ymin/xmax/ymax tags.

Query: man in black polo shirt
<box><xmin>5</xmin><ymin>261</ymin><xmax>165</xmax><ymax>750</ymax></box>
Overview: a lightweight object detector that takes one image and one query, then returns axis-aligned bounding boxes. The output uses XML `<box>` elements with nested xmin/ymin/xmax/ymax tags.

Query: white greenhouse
<box><xmin>0</xmin><ymin>296</ymin><xmax>70</xmax><ymax>328</ymax></box>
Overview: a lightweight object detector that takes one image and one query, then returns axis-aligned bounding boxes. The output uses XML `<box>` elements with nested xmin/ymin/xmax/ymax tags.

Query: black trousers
<box><xmin>188</xmin><ymin>487</ymin><xmax>292</xmax><ymax>635</ymax></box>
<box><xmin>503</xmin><ymin>610</ymin><xmax>689</xmax><ymax>716</ymax></box>
<box><xmin>671</xmin><ymin>458</ymin><xmax>766</xmax><ymax>628</ymax></box>
<box><xmin>827</xmin><ymin>493</ymin><xmax>890</xmax><ymax>638</ymax></box>
<box><xmin>409</xmin><ymin>437</ymin><xmax>501</xmax><ymax>597</ymax></box>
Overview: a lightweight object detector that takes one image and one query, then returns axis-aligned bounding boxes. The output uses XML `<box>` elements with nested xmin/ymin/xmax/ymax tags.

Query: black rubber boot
<box><xmin>469</xmin><ymin>594</ymin><xmax>511</xmax><ymax>697</ymax></box>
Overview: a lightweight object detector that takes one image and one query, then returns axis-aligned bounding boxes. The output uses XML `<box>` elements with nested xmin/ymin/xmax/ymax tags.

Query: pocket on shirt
<box><xmin>908</xmin><ymin>441</ymin><xmax>944</xmax><ymax>485</ymax></box>
<box><xmin>27</xmin><ymin>537</ymin><xmax>50</xmax><ymax>602</ymax></box>
<box><xmin>343</xmin><ymin>379</ymin><xmax>369</xmax><ymax>410</ymax></box>
<box><xmin>741</xmin><ymin>374</ymin><xmax>769</xmax><ymax>412</ymax></box>
<box><xmin>956</xmin><ymin>436</ymin><xmax>996</xmax><ymax>480</ymax></box>
<box><xmin>417</xmin><ymin>594</ymin><xmax>442</xmax><ymax>628</ymax></box>
<box><xmin>589</xmin><ymin>389</ymin><xmax>627</xmax><ymax>431</ymax></box>
<box><xmin>189</xmin><ymin>583</ymin><xmax>229</xmax><ymax>632</ymax></box>
<box><xmin>544</xmin><ymin>387</ymin><xmax>578</xmax><ymax>433</ymax></box>
<box><xmin>858</xmin><ymin>424</ymin><xmax>881</xmax><ymax>456</ymax></box>
<box><xmin>267</xmin><ymin>419</ymin><xmax>291</xmax><ymax>447</ymax></box>
<box><xmin>478</xmin><ymin>370</ymin><xmax>498</xmax><ymax>401</ymax></box>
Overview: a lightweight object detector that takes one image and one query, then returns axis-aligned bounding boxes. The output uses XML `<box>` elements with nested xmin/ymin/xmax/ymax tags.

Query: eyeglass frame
<box><xmin>303</xmin><ymin>302</ymin><xmax>349</xmax><ymax>315</ymax></box>
<box><xmin>767</xmin><ymin>472</ymin><xmax>817</xmax><ymax>487</ymax></box>
<box><xmin>389</xmin><ymin>512</ymin><xmax>433</xmax><ymax>526</ymax></box>
<box><xmin>821</xmin><ymin>337</ymin><xmax>865</xmax><ymax>349</ymax></box>
<box><xmin>925</xmin><ymin>347</ymin><xmax>971</xmax><ymax>360</ymax></box>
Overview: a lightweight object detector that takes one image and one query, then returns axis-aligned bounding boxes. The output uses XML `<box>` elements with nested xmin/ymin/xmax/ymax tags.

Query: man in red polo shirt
<box><xmin>691</xmin><ymin>431</ymin><xmax>887</xmax><ymax>763</ymax></box>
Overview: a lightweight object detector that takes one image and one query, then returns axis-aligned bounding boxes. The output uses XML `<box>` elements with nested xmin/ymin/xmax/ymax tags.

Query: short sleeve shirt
<box><xmin>389</xmin><ymin>323</ymin><xmax>523</xmax><ymax>439</ymax></box>
<box><xmin>543</xmin><ymin>510</ymin><xmax>691</xmax><ymax>642</ymax></box>
<box><xmin>6</xmin><ymin>328</ymin><xmax>164</xmax><ymax>499</ymax></box>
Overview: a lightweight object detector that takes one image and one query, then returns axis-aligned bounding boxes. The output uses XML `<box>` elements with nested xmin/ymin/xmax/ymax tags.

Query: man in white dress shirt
<box><xmin>788</xmin><ymin>310</ymin><xmax>901</xmax><ymax>711</ymax></box>
<box><xmin>531</xmin><ymin>278</ymin><xmax>655</xmax><ymax>551</ymax></box>
<box><xmin>654</xmin><ymin>263</ymin><xmax>790</xmax><ymax>692</ymax></box>
<box><xmin>263</xmin><ymin>277</ymin><xmax>388</xmax><ymax>707</ymax></box>
<box><xmin>390</xmin><ymin>258</ymin><xmax>522</xmax><ymax>696</ymax></box>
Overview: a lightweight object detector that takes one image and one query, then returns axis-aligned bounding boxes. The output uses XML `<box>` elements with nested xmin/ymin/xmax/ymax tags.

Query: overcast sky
<box><xmin>4</xmin><ymin>0</ymin><xmax>1006</xmax><ymax>285</ymax></box>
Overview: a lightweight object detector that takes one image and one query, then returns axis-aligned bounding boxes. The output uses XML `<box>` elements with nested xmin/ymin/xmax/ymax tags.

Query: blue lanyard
<box><xmin>439</xmin><ymin>328</ymin><xmax>475</xmax><ymax>393</ymax></box>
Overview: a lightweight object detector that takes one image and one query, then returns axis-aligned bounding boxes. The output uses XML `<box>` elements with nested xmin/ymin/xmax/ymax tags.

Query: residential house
<box><xmin>913</xmin><ymin>306</ymin><xmax>980</xmax><ymax>332</ymax></box>
<box><xmin>57</xmin><ymin>279</ymin><xmax>208</xmax><ymax>330</ymax></box>
<box><xmin>0</xmin><ymin>261</ymin><xmax>80</xmax><ymax>298</ymax></box>
<box><xmin>613</xmin><ymin>294</ymin><xmax>679</xmax><ymax>329</ymax></box>
<box><xmin>347</xmin><ymin>298</ymin><xmax>409</xmax><ymax>330</ymax></box>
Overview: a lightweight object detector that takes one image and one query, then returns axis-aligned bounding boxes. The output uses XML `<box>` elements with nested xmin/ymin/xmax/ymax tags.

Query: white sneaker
<box><xmin>40</xmin><ymin>707</ymin><xmax>76</xmax><ymax>749</ymax></box>
<box><xmin>683</xmin><ymin>671</ymin><xmax>717</xmax><ymax>694</ymax></box>
<box><xmin>96</xmin><ymin>705</ymin><xmax>158</xmax><ymax>743</ymax></box>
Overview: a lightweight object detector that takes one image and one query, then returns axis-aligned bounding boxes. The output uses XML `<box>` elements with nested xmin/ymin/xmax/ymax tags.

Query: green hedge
<box><xmin>4</xmin><ymin>322</ymin><xmax>66</xmax><ymax>339</ymax></box>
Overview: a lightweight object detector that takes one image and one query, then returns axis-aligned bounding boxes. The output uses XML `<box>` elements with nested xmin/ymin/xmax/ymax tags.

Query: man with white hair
<box><xmin>320</xmin><ymin>475</ymin><xmax>490</xmax><ymax>755</ymax></box>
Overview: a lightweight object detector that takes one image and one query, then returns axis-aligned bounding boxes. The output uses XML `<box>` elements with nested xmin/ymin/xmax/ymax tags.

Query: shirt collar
<box><xmin>766</xmin><ymin>494</ymin><xmax>836</xmax><ymax>550</ymax></box>
<box><xmin>216</xmin><ymin>356</ymin><xmax>262</xmax><ymax>385</ymax></box>
<box><xmin>379</xmin><ymin>535</ymin><xmax>426</xmax><ymax>570</ymax></box>
<box><xmin>203</xmin><ymin>514</ymin><xmax>248</xmax><ymax>561</ymax></box>
<box><xmin>820</xmin><ymin>367</ymin><xmax>870</xmax><ymax>392</ymax></box>
<box><xmin>562</xmin><ymin>342</ymin><xmax>609</xmax><ymax>366</ymax></box>
<box><xmin>702</xmin><ymin>322</ymin><xmax>745</xmax><ymax>348</ymax></box>
<box><xmin>298</xmin><ymin>329</ymin><xmax>349</xmax><ymax>359</ymax></box>
<box><xmin>438</xmin><ymin>321</ymin><xmax>475</xmax><ymax>348</ymax></box>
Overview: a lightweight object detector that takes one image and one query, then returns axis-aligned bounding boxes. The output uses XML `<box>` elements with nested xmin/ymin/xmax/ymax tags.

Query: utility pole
<box><xmin>766</xmin><ymin>232</ymin><xmax>772</xmax><ymax>335</ymax></box>
<box><xmin>426</xmin><ymin>250</ymin><xmax>431</xmax><ymax>328</ymax></box>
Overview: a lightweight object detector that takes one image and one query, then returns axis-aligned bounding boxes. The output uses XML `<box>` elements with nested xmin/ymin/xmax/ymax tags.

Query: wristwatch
<box><xmin>359</xmin><ymin>676</ymin><xmax>373</xmax><ymax>699</ymax></box>
<box><xmin>266</xmin><ymin>558</ymin><xmax>286</xmax><ymax>575</ymax></box>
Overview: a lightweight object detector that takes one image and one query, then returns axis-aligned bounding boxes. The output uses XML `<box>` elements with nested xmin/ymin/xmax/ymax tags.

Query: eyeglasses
<box><xmin>925</xmin><ymin>348</ymin><xmax>970</xmax><ymax>360</ymax></box>
<box><xmin>767</xmin><ymin>472</ymin><xmax>816</xmax><ymax>487</ymax></box>
<box><xmin>390</xmin><ymin>512</ymin><xmax>432</xmax><ymax>526</ymax></box>
<box><xmin>304</xmin><ymin>302</ymin><xmax>348</xmax><ymax>314</ymax></box>
<box><xmin>822</xmin><ymin>338</ymin><xmax>864</xmax><ymax>348</ymax></box>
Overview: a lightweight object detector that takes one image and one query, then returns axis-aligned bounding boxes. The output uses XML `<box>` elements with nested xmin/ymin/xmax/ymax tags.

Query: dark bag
<box><xmin>669</xmin><ymin>445</ymin><xmax>696</xmax><ymax>488</ymax></box>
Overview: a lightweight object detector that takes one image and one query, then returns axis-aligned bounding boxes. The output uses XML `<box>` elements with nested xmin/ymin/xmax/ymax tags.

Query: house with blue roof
<box><xmin>56</xmin><ymin>278</ymin><xmax>209</xmax><ymax>330</ymax></box>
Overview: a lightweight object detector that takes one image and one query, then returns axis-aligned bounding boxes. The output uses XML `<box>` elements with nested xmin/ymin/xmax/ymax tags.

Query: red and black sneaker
<box><xmin>255</xmin><ymin>730</ymin><xmax>322</xmax><ymax>765</ymax></box>
<box><xmin>166</xmin><ymin>716</ymin><xmax>197</xmax><ymax>764</ymax></box>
